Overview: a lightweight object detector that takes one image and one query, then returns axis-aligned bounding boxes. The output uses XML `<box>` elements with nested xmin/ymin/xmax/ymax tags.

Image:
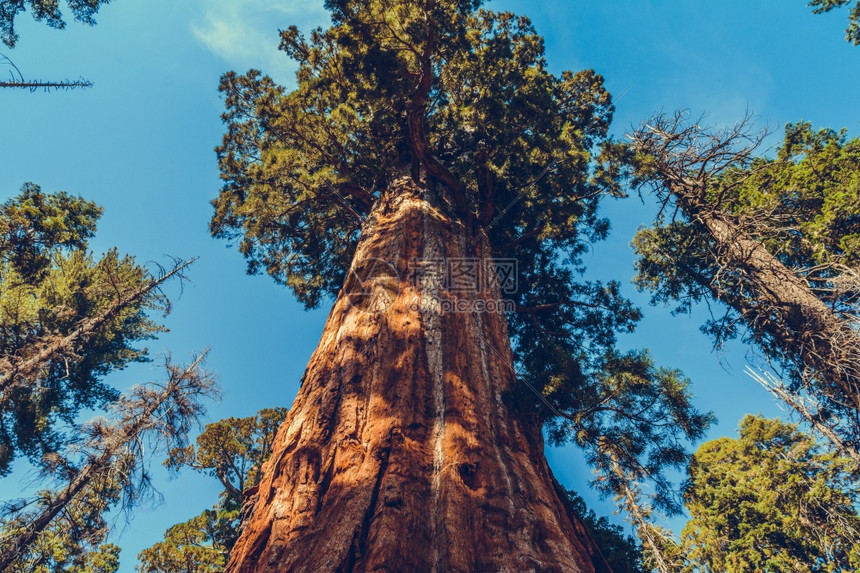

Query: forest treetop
<box><xmin>0</xmin><ymin>0</ymin><xmax>113</xmax><ymax>48</ymax></box>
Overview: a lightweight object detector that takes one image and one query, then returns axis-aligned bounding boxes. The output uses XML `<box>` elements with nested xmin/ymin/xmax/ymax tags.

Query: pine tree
<box><xmin>629</xmin><ymin>115</ymin><xmax>860</xmax><ymax>457</ymax></box>
<box><xmin>0</xmin><ymin>184</ymin><xmax>193</xmax><ymax>475</ymax></box>
<box><xmin>211</xmin><ymin>1</ymin><xmax>710</xmax><ymax>570</ymax></box>
<box><xmin>0</xmin><ymin>482</ymin><xmax>121</xmax><ymax>572</ymax></box>
<box><xmin>134</xmin><ymin>513</ymin><xmax>227</xmax><ymax>573</ymax></box>
<box><xmin>681</xmin><ymin>415</ymin><xmax>860</xmax><ymax>571</ymax></box>
<box><xmin>0</xmin><ymin>352</ymin><xmax>218</xmax><ymax>571</ymax></box>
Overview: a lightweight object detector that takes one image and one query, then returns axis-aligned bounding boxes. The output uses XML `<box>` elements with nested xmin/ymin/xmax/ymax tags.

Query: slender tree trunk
<box><xmin>0</xmin><ymin>258</ymin><xmax>194</xmax><ymax>394</ymax></box>
<box><xmin>227</xmin><ymin>178</ymin><xmax>608</xmax><ymax>572</ymax></box>
<box><xmin>616</xmin><ymin>476</ymin><xmax>672</xmax><ymax>573</ymax></box>
<box><xmin>680</xmin><ymin>191</ymin><xmax>860</xmax><ymax>413</ymax></box>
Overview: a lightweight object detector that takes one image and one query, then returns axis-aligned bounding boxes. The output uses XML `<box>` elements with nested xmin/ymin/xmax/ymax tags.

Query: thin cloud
<box><xmin>192</xmin><ymin>0</ymin><xmax>328</xmax><ymax>84</ymax></box>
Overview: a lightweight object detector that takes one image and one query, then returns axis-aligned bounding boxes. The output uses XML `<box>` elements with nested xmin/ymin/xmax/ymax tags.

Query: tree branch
<box><xmin>497</xmin><ymin>227</ymin><xmax>542</xmax><ymax>251</ymax></box>
<box><xmin>475</xmin><ymin>148</ymin><xmax>495</xmax><ymax>225</ymax></box>
<box><xmin>405</xmin><ymin>32</ymin><xmax>470</xmax><ymax>216</ymax></box>
<box><xmin>0</xmin><ymin>258</ymin><xmax>196</xmax><ymax>395</ymax></box>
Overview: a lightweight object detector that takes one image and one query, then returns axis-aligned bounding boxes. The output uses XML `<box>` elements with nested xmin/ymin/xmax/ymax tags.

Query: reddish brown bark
<box><xmin>226</xmin><ymin>177</ymin><xmax>609</xmax><ymax>573</ymax></box>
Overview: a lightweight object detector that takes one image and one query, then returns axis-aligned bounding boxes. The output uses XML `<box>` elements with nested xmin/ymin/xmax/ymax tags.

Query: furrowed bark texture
<box><xmin>226</xmin><ymin>178</ymin><xmax>607</xmax><ymax>573</ymax></box>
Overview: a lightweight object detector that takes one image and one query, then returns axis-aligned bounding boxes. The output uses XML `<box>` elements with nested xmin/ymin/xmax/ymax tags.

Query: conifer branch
<box><xmin>0</xmin><ymin>258</ymin><xmax>196</xmax><ymax>396</ymax></box>
<box><xmin>0</xmin><ymin>79</ymin><xmax>92</xmax><ymax>91</ymax></box>
<box><xmin>0</xmin><ymin>351</ymin><xmax>218</xmax><ymax>570</ymax></box>
<box><xmin>1</xmin><ymin>52</ymin><xmax>92</xmax><ymax>92</ymax></box>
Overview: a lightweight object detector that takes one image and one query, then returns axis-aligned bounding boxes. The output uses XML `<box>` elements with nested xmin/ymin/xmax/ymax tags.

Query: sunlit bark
<box><xmin>226</xmin><ymin>178</ymin><xmax>608</xmax><ymax>572</ymax></box>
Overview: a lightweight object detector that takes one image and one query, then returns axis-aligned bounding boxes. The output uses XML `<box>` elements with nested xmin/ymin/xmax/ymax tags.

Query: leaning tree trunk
<box><xmin>680</xmin><ymin>191</ymin><xmax>860</xmax><ymax>414</ymax></box>
<box><xmin>226</xmin><ymin>177</ymin><xmax>609</xmax><ymax>572</ymax></box>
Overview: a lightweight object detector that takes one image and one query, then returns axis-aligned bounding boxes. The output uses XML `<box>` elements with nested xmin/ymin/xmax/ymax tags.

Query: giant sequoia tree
<box><xmin>212</xmin><ymin>1</ymin><xmax>709</xmax><ymax>570</ymax></box>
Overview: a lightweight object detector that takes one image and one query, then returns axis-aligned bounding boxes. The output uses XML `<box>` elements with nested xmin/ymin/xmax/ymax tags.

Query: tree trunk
<box><xmin>684</xmin><ymin>192</ymin><xmax>860</xmax><ymax>413</ymax></box>
<box><xmin>226</xmin><ymin>177</ymin><xmax>609</xmax><ymax>572</ymax></box>
<box><xmin>0</xmin><ymin>258</ymin><xmax>193</xmax><ymax>394</ymax></box>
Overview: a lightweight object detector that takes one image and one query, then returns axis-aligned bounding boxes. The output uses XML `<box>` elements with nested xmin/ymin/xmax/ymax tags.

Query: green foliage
<box><xmin>0</xmin><ymin>184</ymin><xmax>167</xmax><ymax>475</ymax></box>
<box><xmin>632</xmin><ymin>122</ymin><xmax>860</xmax><ymax>448</ymax></box>
<box><xmin>720</xmin><ymin>123</ymin><xmax>859</xmax><ymax>274</ymax></box>
<box><xmin>212</xmin><ymin>0</ymin><xmax>620</xmax><ymax>327</ymax></box>
<box><xmin>809</xmin><ymin>0</ymin><xmax>860</xmax><ymax>44</ymax></box>
<box><xmin>528</xmin><ymin>349</ymin><xmax>714</xmax><ymax>515</ymax></box>
<box><xmin>0</xmin><ymin>483</ymin><xmax>121</xmax><ymax>573</ymax></box>
<box><xmin>0</xmin><ymin>0</ymin><xmax>113</xmax><ymax>48</ymax></box>
<box><xmin>165</xmin><ymin>407</ymin><xmax>287</xmax><ymax>501</ymax></box>
<box><xmin>0</xmin><ymin>183</ymin><xmax>101</xmax><ymax>281</ymax></box>
<box><xmin>682</xmin><ymin>415</ymin><xmax>860</xmax><ymax>572</ymax></box>
<box><xmin>138</xmin><ymin>408</ymin><xmax>287</xmax><ymax>570</ymax></box>
<box><xmin>135</xmin><ymin>511</ymin><xmax>229</xmax><ymax>573</ymax></box>
<box><xmin>565</xmin><ymin>490</ymin><xmax>645</xmax><ymax>573</ymax></box>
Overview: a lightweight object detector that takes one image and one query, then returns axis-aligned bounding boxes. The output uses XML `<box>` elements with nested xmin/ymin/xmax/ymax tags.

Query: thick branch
<box><xmin>339</xmin><ymin>182</ymin><xmax>374</xmax><ymax>212</ymax></box>
<box><xmin>405</xmin><ymin>35</ymin><xmax>470</xmax><ymax>216</ymax></box>
<box><xmin>498</xmin><ymin>227</ymin><xmax>542</xmax><ymax>251</ymax></box>
<box><xmin>475</xmin><ymin>149</ymin><xmax>495</xmax><ymax>225</ymax></box>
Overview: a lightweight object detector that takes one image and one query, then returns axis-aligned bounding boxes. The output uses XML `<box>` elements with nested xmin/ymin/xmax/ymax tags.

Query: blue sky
<box><xmin>1</xmin><ymin>0</ymin><xmax>858</xmax><ymax>568</ymax></box>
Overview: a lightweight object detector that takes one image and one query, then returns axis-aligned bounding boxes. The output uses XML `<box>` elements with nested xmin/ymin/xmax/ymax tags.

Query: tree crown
<box><xmin>0</xmin><ymin>0</ymin><xmax>114</xmax><ymax>48</ymax></box>
<box><xmin>682</xmin><ymin>415</ymin><xmax>860</xmax><ymax>571</ymax></box>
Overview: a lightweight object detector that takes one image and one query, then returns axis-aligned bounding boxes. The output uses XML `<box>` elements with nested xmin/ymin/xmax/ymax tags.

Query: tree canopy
<box><xmin>213</xmin><ymin>2</ymin><xmax>620</xmax><ymax>311</ymax></box>
<box><xmin>681</xmin><ymin>415</ymin><xmax>860</xmax><ymax>571</ymax></box>
<box><xmin>0</xmin><ymin>0</ymin><xmax>113</xmax><ymax>48</ymax></box>
<box><xmin>0</xmin><ymin>185</ymin><xmax>185</xmax><ymax>476</ymax></box>
<box><xmin>135</xmin><ymin>512</ymin><xmax>227</xmax><ymax>573</ymax></box>
<box><xmin>164</xmin><ymin>407</ymin><xmax>287</xmax><ymax>501</ymax></box>
<box><xmin>0</xmin><ymin>353</ymin><xmax>218</xmax><ymax>571</ymax></box>
<box><xmin>0</xmin><ymin>482</ymin><xmax>121</xmax><ymax>573</ymax></box>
